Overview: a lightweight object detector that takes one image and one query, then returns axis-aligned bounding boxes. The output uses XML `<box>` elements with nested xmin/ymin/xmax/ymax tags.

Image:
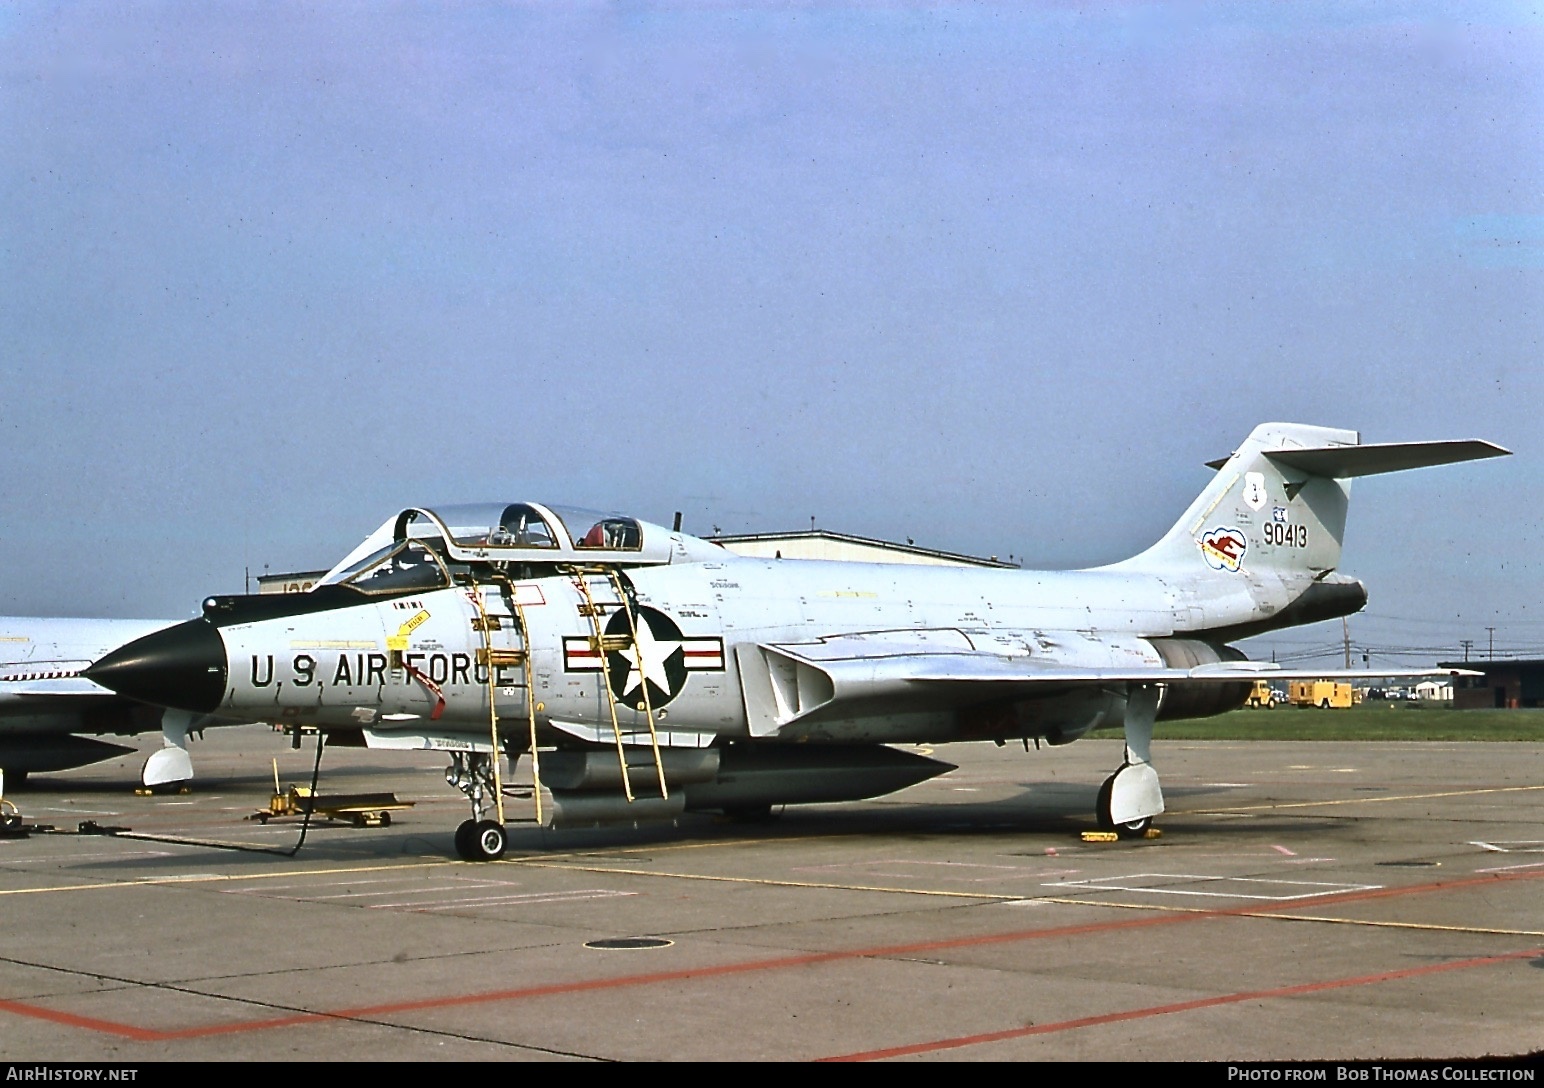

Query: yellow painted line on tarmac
<box><xmin>0</xmin><ymin>827</ymin><xmax>888</xmax><ymax>899</ymax></box>
<box><xmin>516</xmin><ymin>857</ymin><xmax>1544</xmax><ymax>937</ymax></box>
<box><xmin>1242</xmin><ymin>913</ymin><xmax>1544</xmax><ymax>937</ymax></box>
<box><xmin>509</xmin><ymin>834</ymin><xmax>781</xmax><ymax>863</ymax></box>
<box><xmin>0</xmin><ymin>831</ymin><xmax>928</xmax><ymax>899</ymax></box>
<box><xmin>1030</xmin><ymin>896</ymin><xmax>1544</xmax><ymax>937</ymax></box>
<box><xmin>1192</xmin><ymin>782</ymin><xmax>1544</xmax><ymax>813</ymax></box>
<box><xmin>7</xmin><ymin>852</ymin><xmax>1540</xmax><ymax>943</ymax></box>
<box><xmin>0</xmin><ymin>858</ymin><xmax>463</xmax><ymax>897</ymax></box>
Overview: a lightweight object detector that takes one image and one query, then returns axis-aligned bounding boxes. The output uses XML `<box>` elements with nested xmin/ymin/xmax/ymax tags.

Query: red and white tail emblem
<box><xmin>1200</xmin><ymin>526</ymin><xmax>1247</xmax><ymax>573</ymax></box>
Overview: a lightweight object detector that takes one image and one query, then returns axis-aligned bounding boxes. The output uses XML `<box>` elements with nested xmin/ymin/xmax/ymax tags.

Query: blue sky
<box><xmin>2</xmin><ymin>2</ymin><xmax>1540</xmax><ymax>666</ymax></box>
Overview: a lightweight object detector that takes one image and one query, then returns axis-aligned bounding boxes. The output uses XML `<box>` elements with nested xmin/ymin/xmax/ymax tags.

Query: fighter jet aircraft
<box><xmin>0</xmin><ymin>616</ymin><xmax>221</xmax><ymax>790</ymax></box>
<box><xmin>86</xmin><ymin>423</ymin><xmax>1508</xmax><ymax>860</ymax></box>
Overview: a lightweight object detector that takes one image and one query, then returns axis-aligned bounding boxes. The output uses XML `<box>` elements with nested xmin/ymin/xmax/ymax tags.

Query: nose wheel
<box><xmin>455</xmin><ymin>818</ymin><xmax>507</xmax><ymax>861</ymax></box>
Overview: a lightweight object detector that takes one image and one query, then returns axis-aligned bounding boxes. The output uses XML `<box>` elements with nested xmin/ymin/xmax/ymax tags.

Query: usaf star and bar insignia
<box><xmin>562</xmin><ymin>605</ymin><xmax>725</xmax><ymax>710</ymax></box>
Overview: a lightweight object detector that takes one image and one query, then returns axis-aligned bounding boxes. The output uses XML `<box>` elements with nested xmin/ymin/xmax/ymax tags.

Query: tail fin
<box><xmin>1108</xmin><ymin>422</ymin><xmax>1507</xmax><ymax>600</ymax></box>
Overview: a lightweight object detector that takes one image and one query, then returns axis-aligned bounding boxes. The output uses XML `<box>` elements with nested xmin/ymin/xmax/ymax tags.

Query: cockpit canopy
<box><xmin>318</xmin><ymin>502</ymin><xmax>721</xmax><ymax>596</ymax></box>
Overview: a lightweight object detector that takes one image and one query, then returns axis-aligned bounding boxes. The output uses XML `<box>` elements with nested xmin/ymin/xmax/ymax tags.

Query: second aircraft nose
<box><xmin>85</xmin><ymin>619</ymin><xmax>228</xmax><ymax>714</ymax></box>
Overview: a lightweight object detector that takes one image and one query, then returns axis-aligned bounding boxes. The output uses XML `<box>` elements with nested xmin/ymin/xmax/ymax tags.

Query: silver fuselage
<box><xmin>215</xmin><ymin>555</ymin><xmax>1251</xmax><ymax>748</ymax></box>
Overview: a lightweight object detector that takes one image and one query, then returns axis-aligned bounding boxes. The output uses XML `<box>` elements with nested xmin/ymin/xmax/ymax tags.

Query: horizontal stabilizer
<box><xmin>1205</xmin><ymin>439</ymin><xmax>1509</xmax><ymax>477</ymax></box>
<box><xmin>1267</xmin><ymin>439</ymin><xmax>1509</xmax><ymax>478</ymax></box>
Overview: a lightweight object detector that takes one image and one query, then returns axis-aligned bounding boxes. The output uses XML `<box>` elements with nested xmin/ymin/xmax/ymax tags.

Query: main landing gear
<box><xmin>447</xmin><ymin>751</ymin><xmax>507</xmax><ymax>861</ymax></box>
<box><xmin>1096</xmin><ymin>683</ymin><xmax>1164</xmax><ymax>840</ymax></box>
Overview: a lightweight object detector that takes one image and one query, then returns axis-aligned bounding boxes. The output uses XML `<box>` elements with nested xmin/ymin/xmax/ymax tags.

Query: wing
<box><xmin>738</xmin><ymin>628</ymin><xmax>1476</xmax><ymax>734</ymax></box>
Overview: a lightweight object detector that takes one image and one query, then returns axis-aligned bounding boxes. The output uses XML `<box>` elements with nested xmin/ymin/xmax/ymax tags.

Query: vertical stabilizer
<box><xmin>1114</xmin><ymin>422</ymin><xmax>1357</xmax><ymax>584</ymax></box>
<box><xmin>1103</xmin><ymin>423</ymin><xmax>1507</xmax><ymax>634</ymax></box>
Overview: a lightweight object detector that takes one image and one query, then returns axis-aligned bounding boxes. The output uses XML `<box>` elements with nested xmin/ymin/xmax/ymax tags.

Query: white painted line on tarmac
<box><xmin>793</xmin><ymin>858</ymin><xmax>1075</xmax><ymax>883</ymax></box>
<box><xmin>1475</xmin><ymin>860</ymin><xmax>1544</xmax><ymax>875</ymax></box>
<box><xmin>1042</xmin><ymin>873</ymin><xmax>1381</xmax><ymax>901</ymax></box>
<box><xmin>369</xmin><ymin>888</ymin><xmax>636</xmax><ymax>910</ymax></box>
<box><xmin>0</xmin><ymin>849</ymin><xmax>175</xmax><ymax>862</ymax></box>
<box><xmin>225</xmin><ymin>874</ymin><xmax>520</xmax><ymax>899</ymax></box>
<box><xmin>1469</xmin><ymin>840</ymin><xmax>1544</xmax><ymax>853</ymax></box>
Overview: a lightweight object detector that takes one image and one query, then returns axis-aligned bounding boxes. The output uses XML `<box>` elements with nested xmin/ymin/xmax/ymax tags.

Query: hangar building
<box><xmin>1438</xmin><ymin>660</ymin><xmax>1544</xmax><ymax>709</ymax></box>
<box><xmin>709</xmin><ymin>529</ymin><xmax>1016</xmax><ymax>568</ymax></box>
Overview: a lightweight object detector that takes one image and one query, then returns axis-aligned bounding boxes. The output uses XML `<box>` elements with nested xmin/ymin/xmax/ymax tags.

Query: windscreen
<box><xmin>338</xmin><ymin>539</ymin><xmax>450</xmax><ymax>595</ymax></box>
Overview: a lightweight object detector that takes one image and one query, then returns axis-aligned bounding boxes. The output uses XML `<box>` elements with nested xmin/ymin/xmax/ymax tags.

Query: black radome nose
<box><xmin>85</xmin><ymin>619</ymin><xmax>228</xmax><ymax>714</ymax></box>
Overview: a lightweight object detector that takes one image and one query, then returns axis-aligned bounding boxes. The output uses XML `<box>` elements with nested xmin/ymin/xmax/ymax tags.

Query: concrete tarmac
<box><xmin>0</xmin><ymin>729</ymin><xmax>1540</xmax><ymax>1062</ymax></box>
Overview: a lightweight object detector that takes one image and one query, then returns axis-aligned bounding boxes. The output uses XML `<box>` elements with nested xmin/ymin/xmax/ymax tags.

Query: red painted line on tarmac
<box><xmin>0</xmin><ymin>913</ymin><xmax>1198</xmax><ymax>1043</ymax></box>
<box><xmin>3</xmin><ymin>866</ymin><xmax>1540</xmax><ymax>1043</ymax></box>
<box><xmin>818</xmin><ymin>946</ymin><xmax>1544</xmax><ymax>1061</ymax></box>
<box><xmin>156</xmin><ymin>913</ymin><xmax>1189</xmax><ymax>1040</ymax></box>
<box><xmin>0</xmin><ymin>998</ymin><xmax>163</xmax><ymax>1042</ymax></box>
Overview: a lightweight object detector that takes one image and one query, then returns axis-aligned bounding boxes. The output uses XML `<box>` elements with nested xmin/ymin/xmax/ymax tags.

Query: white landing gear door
<box><xmin>1107</xmin><ymin>682</ymin><xmax>1164</xmax><ymax>827</ymax></box>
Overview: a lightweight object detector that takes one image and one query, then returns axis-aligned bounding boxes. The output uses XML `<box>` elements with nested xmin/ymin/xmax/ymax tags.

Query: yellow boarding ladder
<box><xmin>466</xmin><ymin>579</ymin><xmax>542</xmax><ymax>825</ymax></box>
<box><xmin>567</xmin><ymin>567</ymin><xmax>669</xmax><ymax>803</ymax></box>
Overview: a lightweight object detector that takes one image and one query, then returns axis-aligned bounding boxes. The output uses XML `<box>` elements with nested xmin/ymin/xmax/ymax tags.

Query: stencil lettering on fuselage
<box><xmin>253</xmin><ymin>652</ymin><xmax>522</xmax><ymax>690</ymax></box>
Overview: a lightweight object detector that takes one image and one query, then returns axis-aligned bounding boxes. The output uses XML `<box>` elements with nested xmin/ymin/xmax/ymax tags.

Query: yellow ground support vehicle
<box><xmin>1246</xmin><ymin>680</ymin><xmax>1286</xmax><ymax>708</ymax></box>
<box><xmin>1290</xmin><ymin>680</ymin><xmax>1355</xmax><ymax>709</ymax></box>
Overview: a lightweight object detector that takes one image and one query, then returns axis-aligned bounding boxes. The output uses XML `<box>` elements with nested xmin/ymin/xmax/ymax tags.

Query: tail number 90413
<box><xmin>1263</xmin><ymin>522</ymin><xmax>1308</xmax><ymax>547</ymax></box>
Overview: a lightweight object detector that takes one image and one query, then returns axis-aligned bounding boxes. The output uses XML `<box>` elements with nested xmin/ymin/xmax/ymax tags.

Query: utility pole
<box><xmin>1487</xmin><ymin>627</ymin><xmax>1496</xmax><ymax>660</ymax></box>
<box><xmin>1342</xmin><ymin>618</ymin><xmax>1351</xmax><ymax>669</ymax></box>
<box><xmin>1460</xmin><ymin>639</ymin><xmax>1473</xmax><ymax>662</ymax></box>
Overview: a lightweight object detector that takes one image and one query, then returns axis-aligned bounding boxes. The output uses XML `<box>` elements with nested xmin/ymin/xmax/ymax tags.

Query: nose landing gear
<box><xmin>447</xmin><ymin>751</ymin><xmax>507</xmax><ymax>861</ymax></box>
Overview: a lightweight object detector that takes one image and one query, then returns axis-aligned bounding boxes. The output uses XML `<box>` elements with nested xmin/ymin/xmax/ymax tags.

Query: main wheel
<box><xmin>1096</xmin><ymin>773</ymin><xmax>1153</xmax><ymax>839</ymax></box>
<box><xmin>1096</xmin><ymin>774</ymin><xmax>1117</xmax><ymax>831</ymax></box>
<box><xmin>472</xmin><ymin>819</ymin><xmax>507</xmax><ymax>861</ymax></box>
<box><xmin>454</xmin><ymin>818</ymin><xmax>479</xmax><ymax>860</ymax></box>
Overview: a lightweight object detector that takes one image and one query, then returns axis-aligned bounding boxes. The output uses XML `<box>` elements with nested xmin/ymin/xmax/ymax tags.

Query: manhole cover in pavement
<box><xmin>585</xmin><ymin>937</ymin><xmax>673</xmax><ymax>950</ymax></box>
